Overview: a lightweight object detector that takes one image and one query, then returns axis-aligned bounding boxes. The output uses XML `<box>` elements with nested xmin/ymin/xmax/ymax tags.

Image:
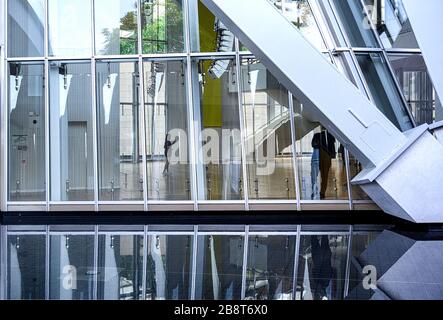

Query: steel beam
<box><xmin>201</xmin><ymin>0</ymin><xmax>443</xmax><ymax>223</ymax></box>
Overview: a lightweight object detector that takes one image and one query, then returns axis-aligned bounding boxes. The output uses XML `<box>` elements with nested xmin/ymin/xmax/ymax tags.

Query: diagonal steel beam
<box><xmin>201</xmin><ymin>0</ymin><xmax>443</xmax><ymax>222</ymax></box>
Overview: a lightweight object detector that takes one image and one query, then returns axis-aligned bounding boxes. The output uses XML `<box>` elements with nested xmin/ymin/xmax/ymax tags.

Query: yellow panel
<box><xmin>198</xmin><ymin>2</ymin><xmax>222</xmax><ymax>127</ymax></box>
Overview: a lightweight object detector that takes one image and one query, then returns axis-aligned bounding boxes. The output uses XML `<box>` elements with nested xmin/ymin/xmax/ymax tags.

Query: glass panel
<box><xmin>356</xmin><ymin>53</ymin><xmax>413</xmax><ymax>131</ymax></box>
<box><xmin>245</xmin><ymin>235</ymin><xmax>296</xmax><ymax>300</ymax></box>
<box><xmin>297</xmin><ymin>235</ymin><xmax>349</xmax><ymax>300</ymax></box>
<box><xmin>144</xmin><ymin>60</ymin><xmax>191</xmax><ymax>200</ymax></box>
<box><xmin>331</xmin><ymin>0</ymin><xmax>379</xmax><ymax>48</ymax></box>
<box><xmin>348</xmin><ymin>152</ymin><xmax>371</xmax><ymax>200</ymax></box>
<box><xmin>146</xmin><ymin>234</ymin><xmax>193</xmax><ymax>300</ymax></box>
<box><xmin>49</xmin><ymin>62</ymin><xmax>94</xmax><ymax>201</ymax></box>
<box><xmin>49</xmin><ymin>234</ymin><xmax>95</xmax><ymax>300</ymax></box>
<box><xmin>241</xmin><ymin>60</ymin><xmax>296</xmax><ymax>200</ymax></box>
<box><xmin>194</xmin><ymin>235</ymin><xmax>244</xmax><ymax>300</ymax></box>
<box><xmin>273</xmin><ymin>0</ymin><xmax>326</xmax><ymax>51</ymax></box>
<box><xmin>7</xmin><ymin>0</ymin><xmax>45</xmax><ymax>57</ymax></box>
<box><xmin>295</xmin><ymin>119</ymin><xmax>348</xmax><ymax>201</ymax></box>
<box><xmin>363</xmin><ymin>0</ymin><xmax>418</xmax><ymax>49</ymax></box>
<box><xmin>346</xmin><ymin>232</ymin><xmax>381</xmax><ymax>299</ymax></box>
<box><xmin>98</xmin><ymin>234</ymin><xmax>144</xmax><ymax>300</ymax></box>
<box><xmin>192</xmin><ymin>1</ymin><xmax>235</xmax><ymax>53</ymax></box>
<box><xmin>48</xmin><ymin>0</ymin><xmax>92</xmax><ymax>56</ymax></box>
<box><xmin>8</xmin><ymin>63</ymin><xmax>46</xmax><ymax>201</ymax></box>
<box><xmin>388</xmin><ymin>54</ymin><xmax>436</xmax><ymax>125</ymax></box>
<box><xmin>141</xmin><ymin>0</ymin><xmax>185</xmax><ymax>54</ymax></box>
<box><xmin>94</xmin><ymin>0</ymin><xmax>139</xmax><ymax>55</ymax></box>
<box><xmin>7</xmin><ymin>235</ymin><xmax>46</xmax><ymax>300</ymax></box>
<box><xmin>193</xmin><ymin>58</ymin><xmax>244</xmax><ymax>200</ymax></box>
<box><xmin>97</xmin><ymin>61</ymin><xmax>143</xmax><ymax>201</ymax></box>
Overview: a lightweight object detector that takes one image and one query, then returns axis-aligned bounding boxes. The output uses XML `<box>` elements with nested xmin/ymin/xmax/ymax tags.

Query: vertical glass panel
<box><xmin>143</xmin><ymin>60</ymin><xmax>191</xmax><ymax>200</ymax></box>
<box><xmin>241</xmin><ymin>59</ymin><xmax>296</xmax><ymax>200</ymax></box>
<box><xmin>8</xmin><ymin>63</ymin><xmax>46</xmax><ymax>201</ymax></box>
<box><xmin>49</xmin><ymin>62</ymin><xmax>94</xmax><ymax>201</ymax></box>
<box><xmin>98</xmin><ymin>234</ymin><xmax>144</xmax><ymax>300</ymax></box>
<box><xmin>48</xmin><ymin>0</ymin><xmax>92</xmax><ymax>56</ymax></box>
<box><xmin>95</xmin><ymin>0</ymin><xmax>139</xmax><ymax>55</ymax></box>
<box><xmin>7</xmin><ymin>235</ymin><xmax>46</xmax><ymax>300</ymax></box>
<box><xmin>363</xmin><ymin>0</ymin><xmax>418</xmax><ymax>49</ymax></box>
<box><xmin>331</xmin><ymin>0</ymin><xmax>379</xmax><ymax>48</ymax></box>
<box><xmin>191</xmin><ymin>1</ymin><xmax>235</xmax><ymax>53</ymax></box>
<box><xmin>356</xmin><ymin>53</ymin><xmax>413</xmax><ymax>131</ymax></box>
<box><xmin>294</xmin><ymin>116</ymin><xmax>348</xmax><ymax>201</ymax></box>
<box><xmin>97</xmin><ymin>61</ymin><xmax>143</xmax><ymax>201</ymax></box>
<box><xmin>49</xmin><ymin>234</ymin><xmax>94</xmax><ymax>300</ymax></box>
<box><xmin>346</xmin><ymin>232</ymin><xmax>381</xmax><ymax>299</ymax></box>
<box><xmin>146</xmin><ymin>234</ymin><xmax>193</xmax><ymax>300</ymax></box>
<box><xmin>245</xmin><ymin>235</ymin><xmax>296</xmax><ymax>300</ymax></box>
<box><xmin>296</xmin><ymin>235</ymin><xmax>349</xmax><ymax>300</ymax></box>
<box><xmin>141</xmin><ymin>0</ymin><xmax>185</xmax><ymax>53</ymax></box>
<box><xmin>7</xmin><ymin>0</ymin><xmax>45</xmax><ymax>57</ymax></box>
<box><xmin>194</xmin><ymin>235</ymin><xmax>244</xmax><ymax>300</ymax></box>
<box><xmin>388</xmin><ymin>54</ymin><xmax>436</xmax><ymax>125</ymax></box>
<box><xmin>348</xmin><ymin>152</ymin><xmax>371</xmax><ymax>201</ymax></box>
<box><xmin>192</xmin><ymin>58</ymin><xmax>243</xmax><ymax>201</ymax></box>
<box><xmin>273</xmin><ymin>0</ymin><xmax>327</xmax><ymax>51</ymax></box>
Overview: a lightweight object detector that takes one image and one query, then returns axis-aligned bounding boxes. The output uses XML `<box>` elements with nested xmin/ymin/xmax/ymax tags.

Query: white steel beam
<box><xmin>402</xmin><ymin>0</ymin><xmax>443</xmax><ymax>103</ymax></box>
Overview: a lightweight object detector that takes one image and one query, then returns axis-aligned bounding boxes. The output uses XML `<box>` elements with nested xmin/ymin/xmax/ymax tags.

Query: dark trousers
<box><xmin>319</xmin><ymin>150</ymin><xmax>332</xmax><ymax>198</ymax></box>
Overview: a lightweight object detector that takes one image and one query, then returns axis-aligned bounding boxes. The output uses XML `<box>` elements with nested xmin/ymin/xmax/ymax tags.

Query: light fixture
<box><xmin>59</xmin><ymin>63</ymin><xmax>68</xmax><ymax>89</ymax></box>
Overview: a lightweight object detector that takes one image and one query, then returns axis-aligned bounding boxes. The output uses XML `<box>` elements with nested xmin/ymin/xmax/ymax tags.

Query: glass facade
<box><xmin>5</xmin><ymin>225</ymin><xmax>428</xmax><ymax>300</ymax></box>
<box><xmin>1</xmin><ymin>0</ymin><xmax>439</xmax><ymax>211</ymax></box>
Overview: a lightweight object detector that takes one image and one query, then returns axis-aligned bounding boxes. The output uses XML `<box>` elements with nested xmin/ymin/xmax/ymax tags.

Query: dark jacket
<box><xmin>312</xmin><ymin>131</ymin><xmax>336</xmax><ymax>158</ymax></box>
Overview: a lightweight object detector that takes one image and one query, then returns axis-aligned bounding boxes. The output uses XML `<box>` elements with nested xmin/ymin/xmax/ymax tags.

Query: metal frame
<box><xmin>0</xmin><ymin>224</ymin><xmax>392</xmax><ymax>300</ymax></box>
<box><xmin>2</xmin><ymin>0</ymin><xmax>435</xmax><ymax>215</ymax></box>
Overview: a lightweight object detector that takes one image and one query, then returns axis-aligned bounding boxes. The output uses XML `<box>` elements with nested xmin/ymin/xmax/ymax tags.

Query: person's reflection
<box><xmin>267</xmin><ymin>237</ymin><xmax>293</xmax><ymax>300</ymax></box>
<box><xmin>311</xmin><ymin>128</ymin><xmax>336</xmax><ymax>199</ymax></box>
<box><xmin>163</xmin><ymin>134</ymin><xmax>178</xmax><ymax>176</ymax></box>
<box><xmin>310</xmin><ymin>235</ymin><xmax>333</xmax><ymax>300</ymax></box>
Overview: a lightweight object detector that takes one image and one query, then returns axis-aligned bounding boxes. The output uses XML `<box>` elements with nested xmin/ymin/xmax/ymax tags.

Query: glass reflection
<box><xmin>7</xmin><ymin>235</ymin><xmax>46</xmax><ymax>300</ymax></box>
<box><xmin>356</xmin><ymin>53</ymin><xmax>413</xmax><ymax>131</ymax></box>
<box><xmin>331</xmin><ymin>0</ymin><xmax>379</xmax><ymax>48</ymax></box>
<box><xmin>141</xmin><ymin>0</ymin><xmax>185</xmax><ymax>53</ymax></box>
<box><xmin>7</xmin><ymin>0</ymin><xmax>45</xmax><ymax>57</ymax></box>
<box><xmin>346</xmin><ymin>232</ymin><xmax>381</xmax><ymax>300</ymax></box>
<box><xmin>272</xmin><ymin>0</ymin><xmax>326</xmax><ymax>51</ymax></box>
<box><xmin>348</xmin><ymin>152</ymin><xmax>371</xmax><ymax>200</ymax></box>
<box><xmin>97</xmin><ymin>61</ymin><xmax>143</xmax><ymax>201</ymax></box>
<box><xmin>49</xmin><ymin>62</ymin><xmax>94</xmax><ymax>201</ymax></box>
<box><xmin>95</xmin><ymin>0</ymin><xmax>139</xmax><ymax>55</ymax></box>
<box><xmin>146</xmin><ymin>235</ymin><xmax>193</xmax><ymax>300</ymax></box>
<box><xmin>144</xmin><ymin>60</ymin><xmax>190</xmax><ymax>200</ymax></box>
<box><xmin>388</xmin><ymin>54</ymin><xmax>436</xmax><ymax>125</ymax></box>
<box><xmin>241</xmin><ymin>59</ymin><xmax>296</xmax><ymax>200</ymax></box>
<box><xmin>193</xmin><ymin>58</ymin><xmax>243</xmax><ymax>200</ymax></box>
<box><xmin>297</xmin><ymin>235</ymin><xmax>348</xmax><ymax>300</ymax></box>
<box><xmin>98</xmin><ymin>234</ymin><xmax>144</xmax><ymax>300</ymax></box>
<box><xmin>245</xmin><ymin>235</ymin><xmax>295</xmax><ymax>300</ymax></box>
<box><xmin>192</xmin><ymin>1</ymin><xmax>235</xmax><ymax>53</ymax></box>
<box><xmin>363</xmin><ymin>0</ymin><xmax>418</xmax><ymax>49</ymax></box>
<box><xmin>48</xmin><ymin>0</ymin><xmax>92</xmax><ymax>56</ymax></box>
<box><xmin>294</xmin><ymin>102</ymin><xmax>348</xmax><ymax>200</ymax></box>
<box><xmin>195</xmin><ymin>235</ymin><xmax>244</xmax><ymax>300</ymax></box>
<box><xmin>49</xmin><ymin>234</ymin><xmax>95</xmax><ymax>300</ymax></box>
<box><xmin>8</xmin><ymin>63</ymin><xmax>46</xmax><ymax>201</ymax></box>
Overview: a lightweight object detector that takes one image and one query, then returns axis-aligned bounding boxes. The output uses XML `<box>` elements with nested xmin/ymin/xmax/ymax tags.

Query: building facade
<box><xmin>0</xmin><ymin>0</ymin><xmax>442</xmax><ymax>300</ymax></box>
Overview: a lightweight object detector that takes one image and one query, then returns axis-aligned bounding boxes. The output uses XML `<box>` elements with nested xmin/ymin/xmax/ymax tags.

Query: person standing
<box><xmin>163</xmin><ymin>134</ymin><xmax>178</xmax><ymax>176</ymax></box>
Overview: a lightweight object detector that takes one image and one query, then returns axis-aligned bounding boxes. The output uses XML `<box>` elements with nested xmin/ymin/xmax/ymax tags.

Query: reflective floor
<box><xmin>2</xmin><ymin>224</ymin><xmax>442</xmax><ymax>300</ymax></box>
